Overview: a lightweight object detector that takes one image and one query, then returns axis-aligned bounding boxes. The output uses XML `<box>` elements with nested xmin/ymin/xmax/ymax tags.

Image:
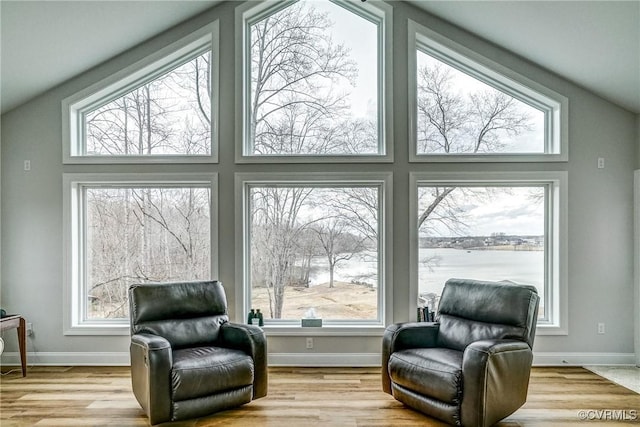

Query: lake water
<box><xmin>305</xmin><ymin>247</ymin><xmax>543</xmax><ymax>298</ymax></box>
<box><xmin>419</xmin><ymin>248</ymin><xmax>544</xmax><ymax>297</ymax></box>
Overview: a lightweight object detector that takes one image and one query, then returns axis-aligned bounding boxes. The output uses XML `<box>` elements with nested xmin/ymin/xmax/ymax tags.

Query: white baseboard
<box><xmin>1</xmin><ymin>351</ymin><xmax>636</xmax><ymax>367</ymax></box>
<box><xmin>268</xmin><ymin>352</ymin><xmax>381</xmax><ymax>366</ymax></box>
<box><xmin>533</xmin><ymin>352</ymin><xmax>637</xmax><ymax>366</ymax></box>
<box><xmin>0</xmin><ymin>351</ymin><xmax>130</xmax><ymax>366</ymax></box>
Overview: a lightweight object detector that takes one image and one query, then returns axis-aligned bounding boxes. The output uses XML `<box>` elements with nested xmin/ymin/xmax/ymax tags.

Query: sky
<box><xmin>310</xmin><ymin>0</ymin><xmax>378</xmax><ymax>120</ymax></box>
<box><xmin>306</xmin><ymin>0</ymin><xmax>546</xmax><ymax>152</ymax></box>
<box><xmin>419</xmin><ymin>186</ymin><xmax>545</xmax><ymax>237</ymax></box>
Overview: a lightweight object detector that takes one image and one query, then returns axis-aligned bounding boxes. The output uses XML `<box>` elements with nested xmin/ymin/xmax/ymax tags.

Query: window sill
<box><xmin>409</xmin><ymin>153</ymin><xmax>568</xmax><ymax>163</ymax></box>
<box><xmin>63</xmin><ymin>154</ymin><xmax>218</xmax><ymax>165</ymax></box>
<box><xmin>259</xmin><ymin>324</ymin><xmax>387</xmax><ymax>337</ymax></box>
<box><xmin>64</xmin><ymin>323</ymin><xmax>130</xmax><ymax>336</ymax></box>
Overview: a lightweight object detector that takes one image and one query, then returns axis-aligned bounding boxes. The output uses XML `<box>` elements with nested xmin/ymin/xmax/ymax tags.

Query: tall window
<box><xmin>409</xmin><ymin>20</ymin><xmax>567</xmax><ymax>162</ymax></box>
<box><xmin>62</xmin><ymin>24</ymin><xmax>219</xmax><ymax>334</ymax></box>
<box><xmin>411</xmin><ymin>172</ymin><xmax>567</xmax><ymax>331</ymax></box>
<box><xmin>236</xmin><ymin>0</ymin><xmax>392</xmax><ymax>330</ymax></box>
<box><xmin>238</xmin><ymin>174</ymin><xmax>390</xmax><ymax>326</ymax></box>
<box><xmin>238</xmin><ymin>0</ymin><xmax>390</xmax><ymax>161</ymax></box>
<box><xmin>63</xmin><ymin>23</ymin><xmax>218</xmax><ymax>163</ymax></box>
<box><xmin>64</xmin><ymin>174</ymin><xmax>217</xmax><ymax>334</ymax></box>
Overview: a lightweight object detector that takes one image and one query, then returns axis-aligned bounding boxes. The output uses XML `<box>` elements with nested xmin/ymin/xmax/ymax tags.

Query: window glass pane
<box><xmin>249</xmin><ymin>1</ymin><xmax>379</xmax><ymax>155</ymax></box>
<box><xmin>85</xmin><ymin>187</ymin><xmax>211</xmax><ymax>319</ymax></box>
<box><xmin>416</xmin><ymin>50</ymin><xmax>545</xmax><ymax>154</ymax></box>
<box><xmin>248</xmin><ymin>185</ymin><xmax>380</xmax><ymax>320</ymax></box>
<box><xmin>417</xmin><ymin>185</ymin><xmax>546</xmax><ymax>317</ymax></box>
<box><xmin>85</xmin><ymin>51</ymin><xmax>211</xmax><ymax>156</ymax></box>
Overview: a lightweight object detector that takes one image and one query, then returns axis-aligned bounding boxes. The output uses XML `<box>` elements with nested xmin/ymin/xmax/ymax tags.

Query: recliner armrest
<box><xmin>381</xmin><ymin>322</ymin><xmax>440</xmax><ymax>394</ymax></box>
<box><xmin>461</xmin><ymin>339</ymin><xmax>534</xmax><ymax>427</ymax></box>
<box><xmin>219</xmin><ymin>323</ymin><xmax>268</xmax><ymax>399</ymax></box>
<box><xmin>383</xmin><ymin>322</ymin><xmax>440</xmax><ymax>352</ymax></box>
<box><xmin>464</xmin><ymin>338</ymin><xmax>530</xmax><ymax>357</ymax></box>
<box><xmin>131</xmin><ymin>332</ymin><xmax>172</xmax><ymax>350</ymax></box>
<box><xmin>130</xmin><ymin>333</ymin><xmax>173</xmax><ymax>425</ymax></box>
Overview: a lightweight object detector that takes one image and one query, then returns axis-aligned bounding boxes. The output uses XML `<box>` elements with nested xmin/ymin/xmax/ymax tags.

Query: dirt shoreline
<box><xmin>251</xmin><ymin>281</ymin><xmax>377</xmax><ymax>320</ymax></box>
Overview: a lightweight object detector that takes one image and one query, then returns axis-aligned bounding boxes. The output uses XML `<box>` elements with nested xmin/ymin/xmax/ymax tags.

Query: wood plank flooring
<box><xmin>1</xmin><ymin>366</ymin><xmax>639</xmax><ymax>426</ymax></box>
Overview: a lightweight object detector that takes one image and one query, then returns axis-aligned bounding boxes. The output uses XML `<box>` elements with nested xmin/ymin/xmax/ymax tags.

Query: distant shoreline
<box><xmin>469</xmin><ymin>245</ymin><xmax>542</xmax><ymax>251</ymax></box>
<box><xmin>424</xmin><ymin>245</ymin><xmax>543</xmax><ymax>252</ymax></box>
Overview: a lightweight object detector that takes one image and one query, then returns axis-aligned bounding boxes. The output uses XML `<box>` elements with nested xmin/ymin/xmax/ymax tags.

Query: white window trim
<box><xmin>234</xmin><ymin>172</ymin><xmax>393</xmax><ymax>335</ymax></box>
<box><xmin>62</xmin><ymin>21</ymin><xmax>219</xmax><ymax>164</ymax></box>
<box><xmin>408</xmin><ymin>20</ymin><xmax>568</xmax><ymax>163</ymax></box>
<box><xmin>63</xmin><ymin>172</ymin><xmax>219</xmax><ymax>335</ymax></box>
<box><xmin>409</xmin><ymin>171</ymin><xmax>568</xmax><ymax>335</ymax></box>
<box><xmin>234</xmin><ymin>0</ymin><xmax>393</xmax><ymax>164</ymax></box>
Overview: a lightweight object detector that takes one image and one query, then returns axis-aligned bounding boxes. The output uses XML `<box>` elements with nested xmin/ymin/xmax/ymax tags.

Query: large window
<box><xmin>63</xmin><ymin>173</ymin><xmax>217</xmax><ymax>334</ymax></box>
<box><xmin>408</xmin><ymin>20</ymin><xmax>567</xmax><ymax>162</ymax></box>
<box><xmin>237</xmin><ymin>0</ymin><xmax>391</xmax><ymax>161</ymax></box>
<box><xmin>237</xmin><ymin>173</ymin><xmax>391</xmax><ymax>327</ymax></box>
<box><xmin>62</xmin><ymin>22</ymin><xmax>218</xmax><ymax>163</ymax></box>
<box><xmin>410</xmin><ymin>172</ymin><xmax>567</xmax><ymax>332</ymax></box>
<box><xmin>59</xmin><ymin>2</ymin><xmax>572</xmax><ymax>341</ymax></box>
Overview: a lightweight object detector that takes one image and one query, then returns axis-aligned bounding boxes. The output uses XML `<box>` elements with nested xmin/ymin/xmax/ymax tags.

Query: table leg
<box><xmin>17</xmin><ymin>317</ymin><xmax>27</xmax><ymax>377</ymax></box>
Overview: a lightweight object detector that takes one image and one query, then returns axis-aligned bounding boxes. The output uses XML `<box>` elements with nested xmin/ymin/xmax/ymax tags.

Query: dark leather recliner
<box><xmin>128</xmin><ymin>280</ymin><xmax>267</xmax><ymax>425</ymax></box>
<box><xmin>382</xmin><ymin>278</ymin><xmax>539</xmax><ymax>427</ymax></box>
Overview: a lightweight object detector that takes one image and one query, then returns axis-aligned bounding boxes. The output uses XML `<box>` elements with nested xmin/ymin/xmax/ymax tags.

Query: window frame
<box><xmin>62</xmin><ymin>172</ymin><xmax>219</xmax><ymax>335</ymax></box>
<box><xmin>235</xmin><ymin>172</ymin><xmax>393</xmax><ymax>335</ymax></box>
<box><xmin>235</xmin><ymin>0</ymin><xmax>393</xmax><ymax>163</ymax></box>
<box><xmin>408</xmin><ymin>19</ymin><xmax>568</xmax><ymax>163</ymax></box>
<box><xmin>62</xmin><ymin>21</ymin><xmax>219</xmax><ymax>164</ymax></box>
<box><xmin>409</xmin><ymin>171</ymin><xmax>568</xmax><ymax>335</ymax></box>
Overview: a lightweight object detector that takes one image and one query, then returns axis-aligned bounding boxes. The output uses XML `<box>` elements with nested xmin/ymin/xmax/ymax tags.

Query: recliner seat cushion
<box><xmin>172</xmin><ymin>346</ymin><xmax>254</xmax><ymax>401</ymax></box>
<box><xmin>388</xmin><ymin>348</ymin><xmax>463</xmax><ymax>404</ymax></box>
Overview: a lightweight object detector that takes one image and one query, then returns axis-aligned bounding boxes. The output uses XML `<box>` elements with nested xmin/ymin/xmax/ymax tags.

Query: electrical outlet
<box><xmin>597</xmin><ymin>322</ymin><xmax>605</xmax><ymax>334</ymax></box>
<box><xmin>597</xmin><ymin>157</ymin><xmax>605</xmax><ymax>169</ymax></box>
<box><xmin>306</xmin><ymin>337</ymin><xmax>313</xmax><ymax>349</ymax></box>
<box><xmin>26</xmin><ymin>323</ymin><xmax>33</xmax><ymax>336</ymax></box>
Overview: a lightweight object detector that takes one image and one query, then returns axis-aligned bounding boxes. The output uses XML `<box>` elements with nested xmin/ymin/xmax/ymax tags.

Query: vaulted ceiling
<box><xmin>1</xmin><ymin>1</ymin><xmax>639</xmax><ymax>115</ymax></box>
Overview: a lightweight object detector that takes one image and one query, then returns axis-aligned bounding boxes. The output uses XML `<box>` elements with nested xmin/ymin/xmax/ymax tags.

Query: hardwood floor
<box><xmin>1</xmin><ymin>366</ymin><xmax>638</xmax><ymax>426</ymax></box>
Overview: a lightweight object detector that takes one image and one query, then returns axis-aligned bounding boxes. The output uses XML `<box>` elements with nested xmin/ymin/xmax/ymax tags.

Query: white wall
<box><xmin>1</xmin><ymin>1</ymin><xmax>637</xmax><ymax>366</ymax></box>
<box><xmin>636</xmin><ymin>117</ymin><xmax>640</xmax><ymax>367</ymax></box>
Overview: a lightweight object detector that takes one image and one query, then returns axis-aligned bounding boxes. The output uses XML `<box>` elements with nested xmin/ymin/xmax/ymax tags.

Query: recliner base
<box><xmin>391</xmin><ymin>383</ymin><xmax>461</xmax><ymax>426</ymax></box>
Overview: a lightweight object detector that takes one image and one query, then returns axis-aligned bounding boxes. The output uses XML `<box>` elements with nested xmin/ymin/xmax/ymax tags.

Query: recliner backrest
<box><xmin>436</xmin><ymin>278</ymin><xmax>539</xmax><ymax>351</ymax></box>
<box><xmin>129</xmin><ymin>280</ymin><xmax>228</xmax><ymax>349</ymax></box>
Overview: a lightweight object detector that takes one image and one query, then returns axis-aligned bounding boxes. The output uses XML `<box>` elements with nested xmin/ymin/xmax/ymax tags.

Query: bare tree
<box><xmin>85</xmin><ymin>51</ymin><xmax>211</xmax><ymax>156</ymax></box>
<box><xmin>249</xmin><ymin>1</ymin><xmax>359</xmax><ymax>155</ymax></box>
<box><xmin>86</xmin><ymin>187</ymin><xmax>210</xmax><ymax>319</ymax></box>
<box><xmin>416</xmin><ymin>61</ymin><xmax>534</xmax><ymax>232</ymax></box>
<box><xmin>250</xmin><ymin>187</ymin><xmax>313</xmax><ymax>319</ymax></box>
<box><xmin>417</xmin><ymin>63</ymin><xmax>470</xmax><ymax>154</ymax></box>
<box><xmin>291</xmin><ymin>227</ymin><xmax>323</xmax><ymax>288</ymax></box>
<box><xmin>325</xmin><ymin>187</ymin><xmax>379</xmax><ymax>242</ymax></box>
<box><xmin>311</xmin><ymin>217</ymin><xmax>367</xmax><ymax>288</ymax></box>
<box><xmin>417</xmin><ymin>62</ymin><xmax>533</xmax><ymax>155</ymax></box>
